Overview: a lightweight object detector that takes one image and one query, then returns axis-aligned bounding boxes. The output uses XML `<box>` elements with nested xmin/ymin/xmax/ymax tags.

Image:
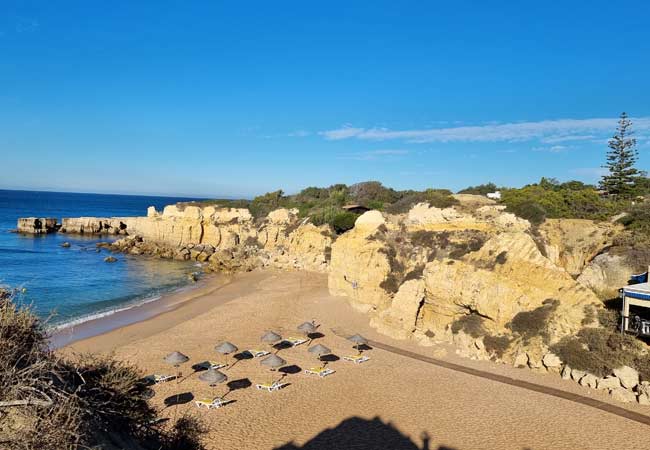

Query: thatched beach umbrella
<box><xmin>198</xmin><ymin>368</ymin><xmax>228</xmax><ymax>386</ymax></box>
<box><xmin>297</xmin><ymin>321</ymin><xmax>317</xmax><ymax>335</ymax></box>
<box><xmin>164</xmin><ymin>351</ymin><xmax>189</xmax><ymax>366</ymax></box>
<box><xmin>215</xmin><ymin>341</ymin><xmax>238</xmax><ymax>367</ymax></box>
<box><xmin>261</xmin><ymin>331</ymin><xmax>282</xmax><ymax>343</ymax></box>
<box><xmin>164</xmin><ymin>351</ymin><xmax>189</xmax><ymax>382</ymax></box>
<box><xmin>347</xmin><ymin>334</ymin><xmax>368</xmax><ymax>352</ymax></box>
<box><xmin>260</xmin><ymin>354</ymin><xmax>286</xmax><ymax>371</ymax></box>
<box><xmin>308</xmin><ymin>344</ymin><xmax>331</xmax><ymax>362</ymax></box>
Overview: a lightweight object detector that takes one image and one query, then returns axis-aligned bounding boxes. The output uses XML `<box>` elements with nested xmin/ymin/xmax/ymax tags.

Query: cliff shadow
<box><xmin>273</xmin><ymin>415</ymin><xmax>455</xmax><ymax>450</ymax></box>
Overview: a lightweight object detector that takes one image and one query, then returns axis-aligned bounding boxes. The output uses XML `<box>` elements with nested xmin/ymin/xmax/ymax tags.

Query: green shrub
<box><xmin>451</xmin><ymin>314</ymin><xmax>486</xmax><ymax>338</ymax></box>
<box><xmin>330</xmin><ymin>212</ymin><xmax>358</xmax><ymax>234</ymax></box>
<box><xmin>507</xmin><ymin>299</ymin><xmax>559</xmax><ymax>343</ymax></box>
<box><xmin>507</xmin><ymin>201</ymin><xmax>547</xmax><ymax>225</ymax></box>
<box><xmin>484</xmin><ymin>334</ymin><xmax>513</xmax><ymax>358</ymax></box>
<box><xmin>457</xmin><ymin>182</ymin><xmax>498</xmax><ymax>195</ymax></box>
<box><xmin>550</xmin><ymin>327</ymin><xmax>646</xmax><ymax>378</ymax></box>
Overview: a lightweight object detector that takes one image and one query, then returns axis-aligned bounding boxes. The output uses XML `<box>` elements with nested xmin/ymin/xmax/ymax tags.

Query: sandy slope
<box><xmin>67</xmin><ymin>270</ymin><xmax>650</xmax><ymax>450</ymax></box>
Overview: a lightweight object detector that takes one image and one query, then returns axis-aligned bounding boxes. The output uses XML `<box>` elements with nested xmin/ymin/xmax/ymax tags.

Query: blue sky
<box><xmin>2</xmin><ymin>1</ymin><xmax>650</xmax><ymax>198</ymax></box>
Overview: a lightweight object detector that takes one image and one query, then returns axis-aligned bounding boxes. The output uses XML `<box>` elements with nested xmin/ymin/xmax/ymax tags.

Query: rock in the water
<box><xmin>104</xmin><ymin>256</ymin><xmax>117</xmax><ymax>263</ymax></box>
<box><xmin>609</xmin><ymin>387</ymin><xmax>636</xmax><ymax>403</ymax></box>
<box><xmin>579</xmin><ymin>373</ymin><xmax>598</xmax><ymax>389</ymax></box>
<box><xmin>188</xmin><ymin>272</ymin><xmax>198</xmax><ymax>282</ymax></box>
<box><xmin>597</xmin><ymin>376</ymin><xmax>621</xmax><ymax>390</ymax></box>
<box><xmin>61</xmin><ymin>242</ymin><xmax>71</xmax><ymax>248</ymax></box>
<box><xmin>613</xmin><ymin>366</ymin><xmax>639</xmax><ymax>390</ymax></box>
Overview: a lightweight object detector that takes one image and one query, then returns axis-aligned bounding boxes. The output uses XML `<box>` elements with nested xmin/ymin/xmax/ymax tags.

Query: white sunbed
<box><xmin>304</xmin><ymin>366</ymin><xmax>335</xmax><ymax>378</ymax></box>
<box><xmin>245</xmin><ymin>349</ymin><xmax>271</xmax><ymax>358</ymax></box>
<box><xmin>255</xmin><ymin>381</ymin><xmax>288</xmax><ymax>392</ymax></box>
<box><xmin>149</xmin><ymin>374</ymin><xmax>174</xmax><ymax>384</ymax></box>
<box><xmin>343</xmin><ymin>354</ymin><xmax>370</xmax><ymax>364</ymax></box>
<box><xmin>195</xmin><ymin>397</ymin><xmax>226</xmax><ymax>409</ymax></box>
<box><xmin>200</xmin><ymin>360</ymin><xmax>227</xmax><ymax>370</ymax></box>
<box><xmin>283</xmin><ymin>336</ymin><xmax>308</xmax><ymax>347</ymax></box>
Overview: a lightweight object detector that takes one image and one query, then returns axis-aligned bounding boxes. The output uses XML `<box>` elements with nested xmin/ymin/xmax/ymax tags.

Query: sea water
<box><xmin>0</xmin><ymin>189</ymin><xmax>203</xmax><ymax>328</ymax></box>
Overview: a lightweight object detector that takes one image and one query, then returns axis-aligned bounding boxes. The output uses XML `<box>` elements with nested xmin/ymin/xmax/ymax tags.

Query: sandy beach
<box><xmin>66</xmin><ymin>269</ymin><xmax>650</xmax><ymax>450</ymax></box>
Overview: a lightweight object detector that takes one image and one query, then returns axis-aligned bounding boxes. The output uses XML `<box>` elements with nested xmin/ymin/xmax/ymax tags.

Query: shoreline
<box><xmin>51</xmin><ymin>272</ymin><xmax>232</xmax><ymax>349</ymax></box>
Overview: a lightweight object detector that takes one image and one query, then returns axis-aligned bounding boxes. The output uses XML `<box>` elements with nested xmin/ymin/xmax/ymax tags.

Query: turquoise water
<box><xmin>0</xmin><ymin>190</ymin><xmax>204</xmax><ymax>327</ymax></box>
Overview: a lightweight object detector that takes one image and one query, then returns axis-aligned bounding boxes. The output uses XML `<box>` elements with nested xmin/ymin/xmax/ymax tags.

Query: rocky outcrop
<box><xmin>538</xmin><ymin>219</ymin><xmax>621</xmax><ymax>277</ymax></box>
<box><xmin>17</xmin><ymin>218</ymin><xmax>59</xmax><ymax>234</ymax></box>
<box><xmin>577</xmin><ymin>253</ymin><xmax>637</xmax><ymax>298</ymax></box>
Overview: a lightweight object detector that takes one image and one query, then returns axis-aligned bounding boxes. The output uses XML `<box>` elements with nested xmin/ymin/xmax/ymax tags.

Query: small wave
<box><xmin>52</xmin><ymin>294</ymin><xmax>163</xmax><ymax>331</ymax></box>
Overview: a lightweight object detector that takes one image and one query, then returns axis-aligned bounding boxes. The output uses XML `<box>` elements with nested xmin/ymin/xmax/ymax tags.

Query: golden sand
<box><xmin>67</xmin><ymin>270</ymin><xmax>650</xmax><ymax>450</ymax></box>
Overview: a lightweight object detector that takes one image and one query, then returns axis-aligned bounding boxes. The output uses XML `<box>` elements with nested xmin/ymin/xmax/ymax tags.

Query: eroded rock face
<box><xmin>17</xmin><ymin>217</ymin><xmax>59</xmax><ymax>234</ymax></box>
<box><xmin>538</xmin><ymin>219</ymin><xmax>622</xmax><ymax>277</ymax></box>
<box><xmin>420</xmin><ymin>232</ymin><xmax>599</xmax><ymax>340</ymax></box>
<box><xmin>578</xmin><ymin>252</ymin><xmax>637</xmax><ymax>298</ymax></box>
<box><xmin>370</xmin><ymin>279</ymin><xmax>426</xmax><ymax>339</ymax></box>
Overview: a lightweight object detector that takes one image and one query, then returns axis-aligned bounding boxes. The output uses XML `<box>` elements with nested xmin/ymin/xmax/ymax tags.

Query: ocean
<box><xmin>0</xmin><ymin>189</ymin><xmax>204</xmax><ymax>329</ymax></box>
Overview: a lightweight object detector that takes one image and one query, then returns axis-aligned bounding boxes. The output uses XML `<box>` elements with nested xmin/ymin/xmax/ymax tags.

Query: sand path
<box><xmin>68</xmin><ymin>270</ymin><xmax>650</xmax><ymax>450</ymax></box>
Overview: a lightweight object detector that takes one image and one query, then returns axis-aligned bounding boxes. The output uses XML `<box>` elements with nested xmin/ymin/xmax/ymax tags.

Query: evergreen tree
<box><xmin>600</xmin><ymin>112</ymin><xmax>640</xmax><ymax>198</ymax></box>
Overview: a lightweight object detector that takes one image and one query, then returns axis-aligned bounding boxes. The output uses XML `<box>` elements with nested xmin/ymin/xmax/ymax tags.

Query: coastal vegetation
<box><xmin>0</xmin><ymin>289</ymin><xmax>205</xmax><ymax>450</ymax></box>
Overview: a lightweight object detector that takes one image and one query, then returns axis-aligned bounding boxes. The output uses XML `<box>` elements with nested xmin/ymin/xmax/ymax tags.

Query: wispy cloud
<box><xmin>337</xmin><ymin>149</ymin><xmax>410</xmax><ymax>161</ymax></box>
<box><xmin>287</xmin><ymin>130</ymin><xmax>311</xmax><ymax>137</ymax></box>
<box><xmin>532</xmin><ymin>145</ymin><xmax>571</xmax><ymax>153</ymax></box>
<box><xmin>320</xmin><ymin>117</ymin><xmax>650</xmax><ymax>144</ymax></box>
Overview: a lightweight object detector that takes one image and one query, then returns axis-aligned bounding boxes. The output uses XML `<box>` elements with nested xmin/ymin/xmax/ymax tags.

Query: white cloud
<box><xmin>320</xmin><ymin>117</ymin><xmax>650</xmax><ymax>144</ymax></box>
<box><xmin>533</xmin><ymin>145</ymin><xmax>571</xmax><ymax>153</ymax></box>
<box><xmin>337</xmin><ymin>149</ymin><xmax>410</xmax><ymax>161</ymax></box>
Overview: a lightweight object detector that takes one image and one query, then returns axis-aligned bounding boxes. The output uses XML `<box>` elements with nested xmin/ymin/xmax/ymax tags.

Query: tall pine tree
<box><xmin>600</xmin><ymin>112</ymin><xmax>640</xmax><ymax>198</ymax></box>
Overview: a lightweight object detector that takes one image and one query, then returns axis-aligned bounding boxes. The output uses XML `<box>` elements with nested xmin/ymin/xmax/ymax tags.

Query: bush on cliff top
<box><xmin>0</xmin><ymin>291</ymin><xmax>205</xmax><ymax>450</ymax></box>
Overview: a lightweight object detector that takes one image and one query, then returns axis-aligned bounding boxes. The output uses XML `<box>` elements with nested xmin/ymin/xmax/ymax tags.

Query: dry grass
<box><xmin>0</xmin><ymin>291</ymin><xmax>205</xmax><ymax>450</ymax></box>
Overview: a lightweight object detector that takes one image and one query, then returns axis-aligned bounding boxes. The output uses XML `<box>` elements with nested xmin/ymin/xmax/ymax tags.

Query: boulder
<box><xmin>637</xmin><ymin>381</ymin><xmax>650</xmax><ymax>406</ymax></box>
<box><xmin>354</xmin><ymin>210</ymin><xmax>386</xmax><ymax>234</ymax></box>
<box><xmin>104</xmin><ymin>256</ymin><xmax>117</xmax><ymax>263</ymax></box>
<box><xmin>577</xmin><ymin>252</ymin><xmax>635</xmax><ymax>299</ymax></box>
<box><xmin>542</xmin><ymin>352</ymin><xmax>563</xmax><ymax>370</ymax></box>
<box><xmin>613</xmin><ymin>366</ymin><xmax>639</xmax><ymax>390</ymax></box>
<box><xmin>609</xmin><ymin>387</ymin><xmax>637</xmax><ymax>403</ymax></box>
<box><xmin>579</xmin><ymin>373</ymin><xmax>598</xmax><ymax>389</ymax></box>
<box><xmin>561</xmin><ymin>365</ymin><xmax>572</xmax><ymax>380</ymax></box>
<box><xmin>61</xmin><ymin>242</ymin><xmax>71</xmax><ymax>248</ymax></box>
<box><xmin>371</xmin><ymin>279</ymin><xmax>426</xmax><ymax>339</ymax></box>
<box><xmin>571</xmin><ymin>369</ymin><xmax>586</xmax><ymax>382</ymax></box>
<box><xmin>597</xmin><ymin>376</ymin><xmax>622</xmax><ymax>390</ymax></box>
<box><xmin>513</xmin><ymin>352</ymin><xmax>529</xmax><ymax>368</ymax></box>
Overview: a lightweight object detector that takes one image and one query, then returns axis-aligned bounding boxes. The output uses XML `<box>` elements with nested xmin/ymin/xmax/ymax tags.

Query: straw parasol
<box><xmin>198</xmin><ymin>368</ymin><xmax>228</xmax><ymax>386</ymax></box>
<box><xmin>261</xmin><ymin>331</ymin><xmax>282</xmax><ymax>343</ymax></box>
<box><xmin>308</xmin><ymin>343</ymin><xmax>331</xmax><ymax>362</ymax></box>
<box><xmin>347</xmin><ymin>334</ymin><xmax>368</xmax><ymax>352</ymax></box>
<box><xmin>164</xmin><ymin>351</ymin><xmax>189</xmax><ymax>366</ymax></box>
<box><xmin>260</xmin><ymin>354</ymin><xmax>286</xmax><ymax>371</ymax></box>
<box><xmin>215</xmin><ymin>341</ymin><xmax>238</xmax><ymax>367</ymax></box>
<box><xmin>297</xmin><ymin>321</ymin><xmax>317</xmax><ymax>335</ymax></box>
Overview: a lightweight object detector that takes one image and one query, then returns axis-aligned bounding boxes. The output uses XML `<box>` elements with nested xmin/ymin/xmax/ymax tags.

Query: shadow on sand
<box><xmin>273</xmin><ymin>416</ymin><xmax>456</xmax><ymax>450</ymax></box>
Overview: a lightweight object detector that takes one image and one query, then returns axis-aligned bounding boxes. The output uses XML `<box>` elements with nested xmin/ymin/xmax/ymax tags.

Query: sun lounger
<box><xmin>283</xmin><ymin>336</ymin><xmax>308</xmax><ymax>347</ymax></box>
<box><xmin>148</xmin><ymin>374</ymin><xmax>174</xmax><ymax>384</ymax></box>
<box><xmin>304</xmin><ymin>366</ymin><xmax>335</xmax><ymax>378</ymax></box>
<box><xmin>199</xmin><ymin>360</ymin><xmax>227</xmax><ymax>370</ymax></box>
<box><xmin>255</xmin><ymin>381</ymin><xmax>288</xmax><ymax>392</ymax></box>
<box><xmin>195</xmin><ymin>397</ymin><xmax>225</xmax><ymax>409</ymax></box>
<box><xmin>343</xmin><ymin>354</ymin><xmax>370</xmax><ymax>364</ymax></box>
<box><xmin>245</xmin><ymin>349</ymin><xmax>271</xmax><ymax>358</ymax></box>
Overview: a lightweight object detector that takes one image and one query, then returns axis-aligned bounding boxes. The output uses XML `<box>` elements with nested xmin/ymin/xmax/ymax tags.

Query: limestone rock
<box><xmin>578</xmin><ymin>252</ymin><xmax>637</xmax><ymax>299</ymax></box>
<box><xmin>354</xmin><ymin>210</ymin><xmax>386</xmax><ymax>234</ymax></box>
<box><xmin>597</xmin><ymin>376</ymin><xmax>621</xmax><ymax>390</ymax></box>
<box><xmin>371</xmin><ymin>279</ymin><xmax>426</xmax><ymax>339</ymax></box>
<box><xmin>104</xmin><ymin>256</ymin><xmax>117</xmax><ymax>263</ymax></box>
<box><xmin>513</xmin><ymin>352</ymin><xmax>529</xmax><ymax>368</ymax></box>
<box><xmin>17</xmin><ymin>217</ymin><xmax>59</xmax><ymax>234</ymax></box>
<box><xmin>613</xmin><ymin>366</ymin><xmax>639</xmax><ymax>390</ymax></box>
<box><xmin>610</xmin><ymin>387</ymin><xmax>636</xmax><ymax>403</ymax></box>
<box><xmin>538</xmin><ymin>219</ymin><xmax>621</xmax><ymax>277</ymax></box>
<box><xmin>267</xmin><ymin>208</ymin><xmax>296</xmax><ymax>224</ymax></box>
<box><xmin>571</xmin><ymin>369</ymin><xmax>586</xmax><ymax>382</ymax></box>
<box><xmin>561</xmin><ymin>365</ymin><xmax>572</xmax><ymax>380</ymax></box>
<box><xmin>637</xmin><ymin>382</ymin><xmax>650</xmax><ymax>405</ymax></box>
<box><xmin>542</xmin><ymin>353</ymin><xmax>562</xmax><ymax>370</ymax></box>
<box><xmin>579</xmin><ymin>373</ymin><xmax>598</xmax><ymax>389</ymax></box>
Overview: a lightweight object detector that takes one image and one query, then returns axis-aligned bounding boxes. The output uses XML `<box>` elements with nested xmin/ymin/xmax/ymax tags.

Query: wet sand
<box><xmin>66</xmin><ymin>270</ymin><xmax>650</xmax><ymax>450</ymax></box>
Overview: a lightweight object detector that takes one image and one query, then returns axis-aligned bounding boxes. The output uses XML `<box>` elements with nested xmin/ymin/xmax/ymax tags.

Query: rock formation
<box><xmin>16</xmin><ymin>217</ymin><xmax>59</xmax><ymax>234</ymax></box>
